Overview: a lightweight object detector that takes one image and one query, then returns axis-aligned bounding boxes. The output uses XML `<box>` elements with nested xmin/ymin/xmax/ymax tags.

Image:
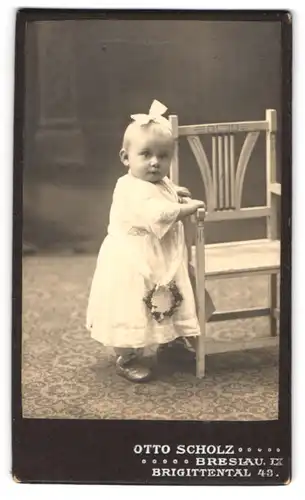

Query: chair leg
<box><xmin>196</xmin><ymin>321</ymin><xmax>206</xmax><ymax>378</ymax></box>
<box><xmin>269</xmin><ymin>273</ymin><xmax>277</xmax><ymax>337</ymax></box>
<box><xmin>196</xmin><ymin>284</ymin><xmax>207</xmax><ymax>378</ymax></box>
<box><xmin>188</xmin><ymin>262</ymin><xmax>206</xmax><ymax>377</ymax></box>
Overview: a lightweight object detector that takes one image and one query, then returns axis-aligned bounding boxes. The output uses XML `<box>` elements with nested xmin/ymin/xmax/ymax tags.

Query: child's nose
<box><xmin>150</xmin><ymin>157</ymin><xmax>159</xmax><ymax>167</ymax></box>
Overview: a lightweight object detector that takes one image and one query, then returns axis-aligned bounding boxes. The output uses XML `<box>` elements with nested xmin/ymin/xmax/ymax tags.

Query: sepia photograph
<box><xmin>20</xmin><ymin>13</ymin><xmax>284</xmax><ymax>425</ymax></box>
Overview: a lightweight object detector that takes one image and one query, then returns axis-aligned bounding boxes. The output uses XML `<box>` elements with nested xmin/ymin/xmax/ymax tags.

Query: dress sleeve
<box><xmin>117</xmin><ymin>176</ymin><xmax>181</xmax><ymax>239</ymax></box>
<box><xmin>142</xmin><ymin>197</ymin><xmax>181</xmax><ymax>239</ymax></box>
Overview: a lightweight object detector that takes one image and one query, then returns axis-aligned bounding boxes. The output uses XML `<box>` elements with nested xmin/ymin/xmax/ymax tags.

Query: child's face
<box><xmin>122</xmin><ymin>129</ymin><xmax>174</xmax><ymax>183</ymax></box>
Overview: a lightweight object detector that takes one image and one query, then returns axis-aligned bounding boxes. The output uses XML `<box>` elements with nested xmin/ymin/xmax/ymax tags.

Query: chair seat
<box><xmin>192</xmin><ymin>238</ymin><xmax>280</xmax><ymax>279</ymax></box>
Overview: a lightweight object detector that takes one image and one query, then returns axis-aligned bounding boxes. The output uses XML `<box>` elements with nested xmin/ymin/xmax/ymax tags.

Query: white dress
<box><xmin>86</xmin><ymin>173</ymin><xmax>201</xmax><ymax>348</ymax></box>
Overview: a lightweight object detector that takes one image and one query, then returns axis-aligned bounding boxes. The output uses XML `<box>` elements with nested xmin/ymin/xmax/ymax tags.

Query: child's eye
<box><xmin>140</xmin><ymin>150</ymin><xmax>150</xmax><ymax>158</ymax></box>
<box><xmin>159</xmin><ymin>152</ymin><xmax>168</xmax><ymax>159</ymax></box>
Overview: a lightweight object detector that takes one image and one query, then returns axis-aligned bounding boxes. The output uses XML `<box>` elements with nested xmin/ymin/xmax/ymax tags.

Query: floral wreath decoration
<box><xmin>143</xmin><ymin>281</ymin><xmax>183</xmax><ymax>323</ymax></box>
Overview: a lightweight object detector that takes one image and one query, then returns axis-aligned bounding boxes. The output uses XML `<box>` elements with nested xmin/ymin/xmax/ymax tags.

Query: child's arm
<box><xmin>130</xmin><ymin>180</ymin><xmax>204</xmax><ymax>239</ymax></box>
<box><xmin>176</xmin><ymin>199</ymin><xmax>205</xmax><ymax>221</ymax></box>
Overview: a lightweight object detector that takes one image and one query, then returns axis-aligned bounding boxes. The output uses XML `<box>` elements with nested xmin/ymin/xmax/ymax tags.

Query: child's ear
<box><xmin>119</xmin><ymin>148</ymin><xmax>129</xmax><ymax>167</ymax></box>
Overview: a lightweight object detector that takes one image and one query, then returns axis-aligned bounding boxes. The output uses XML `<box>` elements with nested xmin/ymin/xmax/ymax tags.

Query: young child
<box><xmin>86</xmin><ymin>100</ymin><xmax>213</xmax><ymax>383</ymax></box>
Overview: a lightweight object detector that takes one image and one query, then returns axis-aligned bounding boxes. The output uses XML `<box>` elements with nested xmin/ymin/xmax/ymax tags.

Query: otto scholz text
<box><xmin>133</xmin><ymin>444</ymin><xmax>285</xmax><ymax>480</ymax></box>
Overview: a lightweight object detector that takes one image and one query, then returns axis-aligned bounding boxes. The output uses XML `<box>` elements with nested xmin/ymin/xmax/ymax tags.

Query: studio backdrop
<box><xmin>23</xmin><ymin>19</ymin><xmax>281</xmax><ymax>252</ymax></box>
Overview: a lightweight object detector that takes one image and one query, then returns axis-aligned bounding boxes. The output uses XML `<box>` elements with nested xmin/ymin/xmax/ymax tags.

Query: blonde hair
<box><xmin>122</xmin><ymin>121</ymin><xmax>174</xmax><ymax>151</ymax></box>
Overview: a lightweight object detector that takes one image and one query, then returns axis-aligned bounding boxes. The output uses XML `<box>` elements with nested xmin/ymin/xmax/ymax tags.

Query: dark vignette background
<box><xmin>13</xmin><ymin>9</ymin><xmax>291</xmax><ymax>485</ymax></box>
<box><xmin>23</xmin><ymin>13</ymin><xmax>282</xmax><ymax>252</ymax></box>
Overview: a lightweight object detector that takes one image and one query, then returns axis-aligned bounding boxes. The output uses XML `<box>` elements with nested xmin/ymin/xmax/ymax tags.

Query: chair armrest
<box><xmin>270</xmin><ymin>182</ymin><xmax>281</xmax><ymax>196</ymax></box>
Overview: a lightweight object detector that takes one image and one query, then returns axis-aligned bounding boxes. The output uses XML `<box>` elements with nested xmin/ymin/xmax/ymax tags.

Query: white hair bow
<box><xmin>130</xmin><ymin>99</ymin><xmax>172</xmax><ymax>130</ymax></box>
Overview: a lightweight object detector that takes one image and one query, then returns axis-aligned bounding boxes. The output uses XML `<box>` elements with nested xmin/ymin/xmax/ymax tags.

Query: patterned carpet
<box><xmin>22</xmin><ymin>255</ymin><xmax>279</xmax><ymax>421</ymax></box>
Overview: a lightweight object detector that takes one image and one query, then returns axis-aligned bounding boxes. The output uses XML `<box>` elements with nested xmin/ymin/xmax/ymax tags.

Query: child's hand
<box><xmin>175</xmin><ymin>186</ymin><xmax>192</xmax><ymax>198</ymax></box>
<box><xmin>190</xmin><ymin>199</ymin><xmax>206</xmax><ymax>211</ymax></box>
<box><xmin>188</xmin><ymin>199</ymin><xmax>206</xmax><ymax>217</ymax></box>
<box><xmin>177</xmin><ymin>199</ymin><xmax>206</xmax><ymax>220</ymax></box>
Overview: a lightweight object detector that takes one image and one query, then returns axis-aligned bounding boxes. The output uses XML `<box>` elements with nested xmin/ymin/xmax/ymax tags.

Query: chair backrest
<box><xmin>169</xmin><ymin>109</ymin><xmax>279</xmax><ymax>239</ymax></box>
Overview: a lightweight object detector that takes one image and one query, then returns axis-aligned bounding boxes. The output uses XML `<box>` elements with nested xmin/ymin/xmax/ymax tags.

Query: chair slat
<box><xmin>204</xmin><ymin>206</ymin><xmax>270</xmax><ymax>222</ymax></box>
<box><xmin>210</xmin><ymin>307</ymin><xmax>271</xmax><ymax>322</ymax></box>
<box><xmin>218</xmin><ymin>136</ymin><xmax>224</xmax><ymax>209</ymax></box>
<box><xmin>187</xmin><ymin>136</ymin><xmax>215</xmax><ymax>211</ymax></box>
<box><xmin>235</xmin><ymin>131</ymin><xmax>260</xmax><ymax>209</ymax></box>
<box><xmin>224</xmin><ymin>135</ymin><xmax>230</xmax><ymax>207</ymax></box>
<box><xmin>178</xmin><ymin>120</ymin><xmax>268</xmax><ymax>136</ymax></box>
<box><xmin>170</xmin><ymin>113</ymin><xmax>274</xmax><ymax>223</ymax></box>
<box><xmin>230</xmin><ymin>134</ymin><xmax>235</xmax><ymax>208</ymax></box>
<box><xmin>212</xmin><ymin>136</ymin><xmax>217</xmax><ymax>208</ymax></box>
<box><xmin>205</xmin><ymin>336</ymin><xmax>278</xmax><ymax>355</ymax></box>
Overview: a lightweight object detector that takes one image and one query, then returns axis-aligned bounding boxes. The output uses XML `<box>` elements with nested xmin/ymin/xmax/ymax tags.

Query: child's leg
<box><xmin>114</xmin><ymin>347</ymin><xmax>152</xmax><ymax>383</ymax></box>
<box><xmin>157</xmin><ymin>337</ymin><xmax>196</xmax><ymax>363</ymax></box>
<box><xmin>114</xmin><ymin>347</ymin><xmax>144</xmax><ymax>362</ymax></box>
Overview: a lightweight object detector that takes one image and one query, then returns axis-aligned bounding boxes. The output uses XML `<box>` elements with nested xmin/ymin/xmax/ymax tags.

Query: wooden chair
<box><xmin>169</xmin><ymin>110</ymin><xmax>281</xmax><ymax>378</ymax></box>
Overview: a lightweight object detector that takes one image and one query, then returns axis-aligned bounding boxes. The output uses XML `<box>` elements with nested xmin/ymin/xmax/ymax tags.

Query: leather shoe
<box><xmin>116</xmin><ymin>356</ymin><xmax>153</xmax><ymax>383</ymax></box>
